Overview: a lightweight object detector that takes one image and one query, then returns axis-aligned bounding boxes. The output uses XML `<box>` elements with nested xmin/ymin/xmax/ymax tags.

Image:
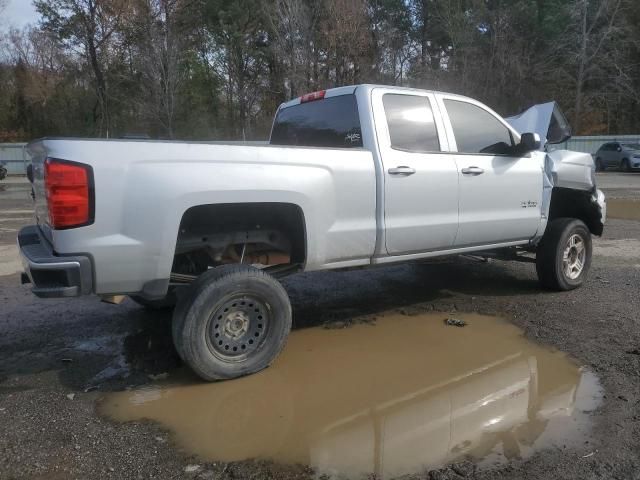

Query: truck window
<box><xmin>270</xmin><ymin>94</ymin><xmax>363</xmax><ymax>148</ymax></box>
<box><xmin>444</xmin><ymin>100</ymin><xmax>514</xmax><ymax>155</ymax></box>
<box><xmin>382</xmin><ymin>94</ymin><xmax>440</xmax><ymax>153</ymax></box>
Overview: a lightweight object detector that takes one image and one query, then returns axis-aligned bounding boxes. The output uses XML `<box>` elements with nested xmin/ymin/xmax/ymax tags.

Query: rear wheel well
<box><xmin>172</xmin><ymin>203</ymin><xmax>306</xmax><ymax>276</ymax></box>
<box><xmin>547</xmin><ymin>187</ymin><xmax>603</xmax><ymax>236</ymax></box>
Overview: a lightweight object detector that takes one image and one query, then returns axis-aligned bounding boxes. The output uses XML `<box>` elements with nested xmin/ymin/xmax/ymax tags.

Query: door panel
<box><xmin>372</xmin><ymin>89</ymin><xmax>459</xmax><ymax>255</ymax></box>
<box><xmin>383</xmin><ymin>150</ymin><xmax>460</xmax><ymax>253</ymax></box>
<box><xmin>602</xmin><ymin>146</ymin><xmax>611</xmax><ymax>167</ymax></box>
<box><xmin>607</xmin><ymin>144</ymin><xmax>619</xmax><ymax>167</ymax></box>
<box><xmin>454</xmin><ymin>154</ymin><xmax>543</xmax><ymax>246</ymax></box>
<box><xmin>438</xmin><ymin>96</ymin><xmax>543</xmax><ymax>247</ymax></box>
<box><xmin>600</xmin><ymin>146</ymin><xmax>611</xmax><ymax>166</ymax></box>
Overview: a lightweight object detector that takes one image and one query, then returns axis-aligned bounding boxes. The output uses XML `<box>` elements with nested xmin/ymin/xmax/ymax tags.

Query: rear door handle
<box><xmin>461</xmin><ymin>166</ymin><xmax>485</xmax><ymax>175</ymax></box>
<box><xmin>388</xmin><ymin>166</ymin><xmax>416</xmax><ymax>176</ymax></box>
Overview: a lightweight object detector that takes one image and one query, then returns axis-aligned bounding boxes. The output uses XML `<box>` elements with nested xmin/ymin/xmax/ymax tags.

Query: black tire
<box><xmin>536</xmin><ymin>218</ymin><xmax>592</xmax><ymax>291</ymax></box>
<box><xmin>595</xmin><ymin>157</ymin><xmax>604</xmax><ymax>172</ymax></box>
<box><xmin>172</xmin><ymin>265</ymin><xmax>292</xmax><ymax>381</ymax></box>
<box><xmin>621</xmin><ymin>158</ymin><xmax>631</xmax><ymax>172</ymax></box>
<box><xmin>130</xmin><ymin>288</ymin><xmax>177</xmax><ymax>310</ymax></box>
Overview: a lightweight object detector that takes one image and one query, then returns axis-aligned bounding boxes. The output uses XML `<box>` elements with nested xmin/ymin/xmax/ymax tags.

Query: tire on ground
<box><xmin>621</xmin><ymin>159</ymin><xmax>631</xmax><ymax>172</ymax></box>
<box><xmin>595</xmin><ymin>157</ymin><xmax>604</xmax><ymax>172</ymax></box>
<box><xmin>172</xmin><ymin>264</ymin><xmax>292</xmax><ymax>381</ymax></box>
<box><xmin>536</xmin><ymin>218</ymin><xmax>592</xmax><ymax>291</ymax></box>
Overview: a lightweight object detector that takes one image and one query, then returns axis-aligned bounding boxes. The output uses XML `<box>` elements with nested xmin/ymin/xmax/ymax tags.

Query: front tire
<box><xmin>595</xmin><ymin>157</ymin><xmax>604</xmax><ymax>172</ymax></box>
<box><xmin>172</xmin><ymin>265</ymin><xmax>292</xmax><ymax>381</ymax></box>
<box><xmin>536</xmin><ymin>218</ymin><xmax>592</xmax><ymax>291</ymax></box>
<box><xmin>621</xmin><ymin>158</ymin><xmax>631</xmax><ymax>172</ymax></box>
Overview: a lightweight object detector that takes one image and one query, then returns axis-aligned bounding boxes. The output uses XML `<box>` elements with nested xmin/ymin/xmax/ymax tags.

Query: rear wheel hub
<box><xmin>207</xmin><ymin>296</ymin><xmax>270</xmax><ymax>359</ymax></box>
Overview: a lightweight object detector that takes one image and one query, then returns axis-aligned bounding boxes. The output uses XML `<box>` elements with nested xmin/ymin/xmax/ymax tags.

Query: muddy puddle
<box><xmin>607</xmin><ymin>198</ymin><xmax>640</xmax><ymax>221</ymax></box>
<box><xmin>100</xmin><ymin>312</ymin><xmax>602</xmax><ymax>479</ymax></box>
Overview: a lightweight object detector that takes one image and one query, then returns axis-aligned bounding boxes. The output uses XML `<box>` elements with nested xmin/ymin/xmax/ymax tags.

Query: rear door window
<box><xmin>382</xmin><ymin>94</ymin><xmax>440</xmax><ymax>153</ymax></box>
<box><xmin>270</xmin><ymin>94</ymin><xmax>362</xmax><ymax>148</ymax></box>
<box><xmin>444</xmin><ymin>100</ymin><xmax>514</xmax><ymax>155</ymax></box>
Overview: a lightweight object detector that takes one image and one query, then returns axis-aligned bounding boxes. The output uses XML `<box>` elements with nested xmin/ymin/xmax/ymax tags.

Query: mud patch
<box><xmin>100</xmin><ymin>312</ymin><xmax>602</xmax><ymax>479</ymax></box>
<box><xmin>607</xmin><ymin>198</ymin><xmax>640</xmax><ymax>221</ymax></box>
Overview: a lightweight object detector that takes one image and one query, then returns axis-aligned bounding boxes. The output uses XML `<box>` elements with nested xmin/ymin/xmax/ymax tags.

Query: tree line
<box><xmin>0</xmin><ymin>0</ymin><xmax>638</xmax><ymax>142</ymax></box>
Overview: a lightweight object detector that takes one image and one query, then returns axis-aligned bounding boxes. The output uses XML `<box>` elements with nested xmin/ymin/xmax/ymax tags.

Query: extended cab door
<box><xmin>609</xmin><ymin>142</ymin><xmax>622</xmax><ymax>168</ymax></box>
<box><xmin>437</xmin><ymin>95</ymin><xmax>543</xmax><ymax>247</ymax></box>
<box><xmin>372</xmin><ymin>89</ymin><xmax>459</xmax><ymax>255</ymax></box>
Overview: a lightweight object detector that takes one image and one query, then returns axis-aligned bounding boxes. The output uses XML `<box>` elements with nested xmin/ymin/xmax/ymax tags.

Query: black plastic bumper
<box><xmin>18</xmin><ymin>225</ymin><xmax>93</xmax><ymax>298</ymax></box>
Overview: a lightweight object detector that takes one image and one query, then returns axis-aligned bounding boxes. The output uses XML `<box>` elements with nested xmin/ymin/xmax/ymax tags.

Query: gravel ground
<box><xmin>0</xmin><ymin>173</ymin><xmax>639</xmax><ymax>480</ymax></box>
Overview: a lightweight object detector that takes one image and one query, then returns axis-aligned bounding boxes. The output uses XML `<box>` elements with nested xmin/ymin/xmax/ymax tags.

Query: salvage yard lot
<box><xmin>1</xmin><ymin>173</ymin><xmax>639</xmax><ymax>480</ymax></box>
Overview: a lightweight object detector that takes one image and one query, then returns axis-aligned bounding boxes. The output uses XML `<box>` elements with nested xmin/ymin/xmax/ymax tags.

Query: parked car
<box><xmin>19</xmin><ymin>84</ymin><xmax>606</xmax><ymax>381</ymax></box>
<box><xmin>0</xmin><ymin>163</ymin><xmax>7</xmax><ymax>180</ymax></box>
<box><xmin>594</xmin><ymin>141</ymin><xmax>640</xmax><ymax>172</ymax></box>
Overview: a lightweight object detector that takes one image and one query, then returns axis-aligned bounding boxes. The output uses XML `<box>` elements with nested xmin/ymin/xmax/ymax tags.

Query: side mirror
<box><xmin>617</xmin><ymin>146</ymin><xmax>622</xmax><ymax>152</ymax></box>
<box><xmin>520</xmin><ymin>132</ymin><xmax>541</xmax><ymax>152</ymax></box>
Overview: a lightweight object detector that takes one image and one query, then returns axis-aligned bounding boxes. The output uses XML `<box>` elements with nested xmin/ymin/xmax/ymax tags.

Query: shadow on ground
<box><xmin>0</xmin><ymin>257</ymin><xmax>541</xmax><ymax>392</ymax></box>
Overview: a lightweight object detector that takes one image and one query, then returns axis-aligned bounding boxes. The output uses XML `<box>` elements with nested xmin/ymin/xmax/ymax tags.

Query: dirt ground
<box><xmin>1</xmin><ymin>173</ymin><xmax>639</xmax><ymax>480</ymax></box>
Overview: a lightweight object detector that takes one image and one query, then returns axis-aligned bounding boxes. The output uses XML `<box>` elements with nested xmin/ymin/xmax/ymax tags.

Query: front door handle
<box><xmin>461</xmin><ymin>166</ymin><xmax>485</xmax><ymax>175</ymax></box>
<box><xmin>388</xmin><ymin>166</ymin><xmax>416</xmax><ymax>176</ymax></box>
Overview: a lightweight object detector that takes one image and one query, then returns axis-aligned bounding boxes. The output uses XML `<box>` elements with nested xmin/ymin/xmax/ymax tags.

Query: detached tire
<box><xmin>536</xmin><ymin>218</ymin><xmax>592</xmax><ymax>291</ymax></box>
<box><xmin>172</xmin><ymin>265</ymin><xmax>292</xmax><ymax>381</ymax></box>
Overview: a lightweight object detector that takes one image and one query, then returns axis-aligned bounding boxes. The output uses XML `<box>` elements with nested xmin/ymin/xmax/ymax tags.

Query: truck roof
<box><xmin>278</xmin><ymin>84</ymin><xmax>473</xmax><ymax>110</ymax></box>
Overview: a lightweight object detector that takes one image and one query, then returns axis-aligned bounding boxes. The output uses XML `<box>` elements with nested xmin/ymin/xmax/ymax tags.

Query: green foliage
<box><xmin>0</xmin><ymin>0</ymin><xmax>639</xmax><ymax>139</ymax></box>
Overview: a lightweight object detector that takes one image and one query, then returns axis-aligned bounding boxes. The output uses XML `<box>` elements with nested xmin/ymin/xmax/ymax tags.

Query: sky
<box><xmin>2</xmin><ymin>0</ymin><xmax>39</xmax><ymax>30</ymax></box>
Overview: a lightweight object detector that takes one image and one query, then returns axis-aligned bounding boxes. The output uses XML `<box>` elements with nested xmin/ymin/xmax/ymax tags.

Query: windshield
<box><xmin>622</xmin><ymin>143</ymin><xmax>640</xmax><ymax>150</ymax></box>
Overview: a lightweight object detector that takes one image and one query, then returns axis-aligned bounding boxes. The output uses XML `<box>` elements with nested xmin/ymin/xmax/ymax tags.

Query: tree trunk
<box><xmin>573</xmin><ymin>0</ymin><xmax>588</xmax><ymax>135</ymax></box>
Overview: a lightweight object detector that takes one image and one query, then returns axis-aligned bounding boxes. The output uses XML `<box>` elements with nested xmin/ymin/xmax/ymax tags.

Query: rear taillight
<box><xmin>44</xmin><ymin>158</ymin><xmax>94</xmax><ymax>229</ymax></box>
<box><xmin>300</xmin><ymin>90</ymin><xmax>326</xmax><ymax>103</ymax></box>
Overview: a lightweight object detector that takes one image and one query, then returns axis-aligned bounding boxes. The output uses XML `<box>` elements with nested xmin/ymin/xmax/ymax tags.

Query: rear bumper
<box><xmin>18</xmin><ymin>225</ymin><xmax>93</xmax><ymax>298</ymax></box>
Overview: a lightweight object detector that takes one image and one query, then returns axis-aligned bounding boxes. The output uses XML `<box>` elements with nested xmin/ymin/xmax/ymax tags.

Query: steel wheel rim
<box><xmin>206</xmin><ymin>295</ymin><xmax>270</xmax><ymax>361</ymax></box>
<box><xmin>562</xmin><ymin>234</ymin><xmax>586</xmax><ymax>280</ymax></box>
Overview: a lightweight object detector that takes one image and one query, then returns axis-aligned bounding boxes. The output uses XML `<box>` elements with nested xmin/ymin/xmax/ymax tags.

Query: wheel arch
<box><xmin>547</xmin><ymin>187</ymin><xmax>603</xmax><ymax>236</ymax></box>
<box><xmin>173</xmin><ymin>201</ymin><xmax>308</xmax><ymax>268</ymax></box>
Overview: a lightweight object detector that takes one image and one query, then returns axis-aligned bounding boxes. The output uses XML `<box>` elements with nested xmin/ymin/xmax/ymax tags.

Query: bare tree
<box><xmin>6</xmin><ymin>27</ymin><xmax>67</xmax><ymax>107</ymax></box>
<box><xmin>35</xmin><ymin>0</ymin><xmax>130</xmax><ymax>136</ymax></box>
<box><xmin>264</xmin><ymin>0</ymin><xmax>317</xmax><ymax>98</ymax></box>
<box><xmin>550</xmin><ymin>0</ymin><xmax>625</xmax><ymax>133</ymax></box>
<box><xmin>127</xmin><ymin>0</ymin><xmax>188</xmax><ymax>138</ymax></box>
<box><xmin>320</xmin><ymin>0</ymin><xmax>372</xmax><ymax>86</ymax></box>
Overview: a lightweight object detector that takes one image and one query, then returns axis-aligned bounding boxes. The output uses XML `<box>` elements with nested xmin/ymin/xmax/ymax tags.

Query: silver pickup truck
<box><xmin>19</xmin><ymin>84</ymin><xmax>605</xmax><ymax>381</ymax></box>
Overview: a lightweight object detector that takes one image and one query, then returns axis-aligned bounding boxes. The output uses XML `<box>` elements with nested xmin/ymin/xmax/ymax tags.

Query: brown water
<box><xmin>100</xmin><ymin>313</ymin><xmax>602</xmax><ymax>479</ymax></box>
<box><xmin>607</xmin><ymin>198</ymin><xmax>640</xmax><ymax>221</ymax></box>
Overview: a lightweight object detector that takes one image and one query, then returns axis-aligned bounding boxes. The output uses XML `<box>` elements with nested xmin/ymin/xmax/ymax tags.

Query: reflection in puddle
<box><xmin>100</xmin><ymin>313</ymin><xmax>602</xmax><ymax>479</ymax></box>
<box><xmin>607</xmin><ymin>198</ymin><xmax>640</xmax><ymax>221</ymax></box>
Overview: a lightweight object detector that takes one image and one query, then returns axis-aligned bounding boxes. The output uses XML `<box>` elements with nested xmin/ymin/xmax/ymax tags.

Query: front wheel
<box><xmin>595</xmin><ymin>157</ymin><xmax>604</xmax><ymax>172</ymax></box>
<box><xmin>536</xmin><ymin>218</ymin><xmax>592</xmax><ymax>291</ymax></box>
<box><xmin>172</xmin><ymin>265</ymin><xmax>292</xmax><ymax>381</ymax></box>
<box><xmin>621</xmin><ymin>159</ymin><xmax>631</xmax><ymax>172</ymax></box>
